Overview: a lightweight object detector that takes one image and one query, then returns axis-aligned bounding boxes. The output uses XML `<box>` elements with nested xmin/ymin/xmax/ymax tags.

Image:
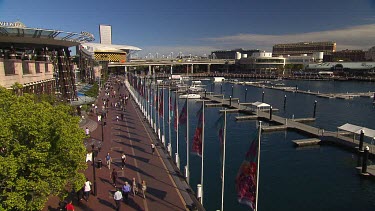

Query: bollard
<box><xmin>229</xmin><ymin>96</ymin><xmax>232</xmax><ymax>107</ymax></box>
<box><xmin>359</xmin><ymin>130</ymin><xmax>364</xmax><ymax>152</ymax></box>
<box><xmin>269</xmin><ymin>106</ymin><xmax>273</xmax><ymax>120</ymax></box>
<box><xmin>204</xmin><ymin>90</ymin><xmax>207</xmax><ymax>98</ymax></box>
<box><xmin>231</xmin><ymin>85</ymin><xmax>234</xmax><ymax>97</ymax></box>
<box><xmin>197</xmin><ymin>184</ymin><xmax>203</xmax><ymax>203</ymax></box>
<box><xmin>313</xmin><ymin>100</ymin><xmax>317</xmax><ymax>118</ymax></box>
<box><xmin>262</xmin><ymin>91</ymin><xmax>265</xmax><ymax>102</ymax></box>
<box><xmin>284</xmin><ymin>95</ymin><xmax>287</xmax><ymax>109</ymax></box>
<box><xmin>362</xmin><ymin>146</ymin><xmax>369</xmax><ymax>174</ymax></box>
<box><xmin>245</xmin><ymin>88</ymin><xmax>248</xmax><ymax>102</ymax></box>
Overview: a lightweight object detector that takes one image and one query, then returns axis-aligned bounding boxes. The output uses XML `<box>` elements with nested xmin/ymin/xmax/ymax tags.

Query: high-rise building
<box><xmin>272</xmin><ymin>41</ymin><xmax>336</xmax><ymax>57</ymax></box>
<box><xmin>99</xmin><ymin>24</ymin><xmax>112</xmax><ymax>45</ymax></box>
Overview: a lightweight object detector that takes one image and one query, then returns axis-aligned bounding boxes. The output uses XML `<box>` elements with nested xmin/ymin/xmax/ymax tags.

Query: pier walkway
<box><xmin>44</xmin><ymin>77</ymin><xmax>201</xmax><ymax>211</ymax></box>
<box><xmin>229</xmin><ymin>81</ymin><xmax>375</xmax><ymax>100</ymax></box>
<box><xmin>202</xmin><ymin>93</ymin><xmax>375</xmax><ymax>155</ymax></box>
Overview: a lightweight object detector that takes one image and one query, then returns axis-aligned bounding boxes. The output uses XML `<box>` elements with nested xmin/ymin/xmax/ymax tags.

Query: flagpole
<box><xmin>200</xmin><ymin>100</ymin><xmax>205</xmax><ymax>205</ymax></box>
<box><xmin>168</xmin><ymin>87</ymin><xmax>172</xmax><ymax>156</ymax></box>
<box><xmin>176</xmin><ymin>92</ymin><xmax>180</xmax><ymax>169</ymax></box>
<box><xmin>158</xmin><ymin>85</ymin><xmax>161</xmax><ymax>140</ymax></box>
<box><xmin>255</xmin><ymin>121</ymin><xmax>262</xmax><ymax>211</ymax></box>
<box><xmin>163</xmin><ymin>87</ymin><xmax>166</xmax><ymax>147</ymax></box>
<box><xmin>185</xmin><ymin>97</ymin><xmax>190</xmax><ymax>183</ymax></box>
<box><xmin>221</xmin><ymin>109</ymin><xmax>227</xmax><ymax>211</ymax></box>
<box><xmin>154</xmin><ymin>85</ymin><xmax>157</xmax><ymax>133</ymax></box>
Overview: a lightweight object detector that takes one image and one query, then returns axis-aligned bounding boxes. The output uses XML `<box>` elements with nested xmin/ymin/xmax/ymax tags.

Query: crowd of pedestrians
<box><xmin>73</xmin><ymin>76</ymin><xmax>149</xmax><ymax>210</ymax></box>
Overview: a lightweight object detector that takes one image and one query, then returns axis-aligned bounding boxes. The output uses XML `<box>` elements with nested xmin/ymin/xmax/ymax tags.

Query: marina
<box><xmin>129</xmin><ymin>76</ymin><xmax>375</xmax><ymax>211</ymax></box>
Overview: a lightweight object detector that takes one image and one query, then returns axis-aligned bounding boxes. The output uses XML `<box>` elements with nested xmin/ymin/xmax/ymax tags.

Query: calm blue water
<box><xmin>141</xmin><ymin>79</ymin><xmax>375</xmax><ymax>211</ymax></box>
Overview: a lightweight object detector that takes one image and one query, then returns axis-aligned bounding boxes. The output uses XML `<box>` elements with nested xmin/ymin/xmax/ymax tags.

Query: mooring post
<box><xmin>362</xmin><ymin>146</ymin><xmax>369</xmax><ymax>174</ymax></box>
<box><xmin>262</xmin><ymin>91</ymin><xmax>265</xmax><ymax>102</ymax></box>
<box><xmin>229</xmin><ymin>96</ymin><xmax>232</xmax><ymax>107</ymax></box>
<box><xmin>245</xmin><ymin>88</ymin><xmax>248</xmax><ymax>102</ymax></box>
<box><xmin>204</xmin><ymin>90</ymin><xmax>207</xmax><ymax>98</ymax></box>
<box><xmin>269</xmin><ymin>106</ymin><xmax>273</xmax><ymax>120</ymax></box>
<box><xmin>359</xmin><ymin>130</ymin><xmax>364</xmax><ymax>152</ymax></box>
<box><xmin>313</xmin><ymin>100</ymin><xmax>317</xmax><ymax>118</ymax></box>
<box><xmin>284</xmin><ymin>95</ymin><xmax>287</xmax><ymax>109</ymax></box>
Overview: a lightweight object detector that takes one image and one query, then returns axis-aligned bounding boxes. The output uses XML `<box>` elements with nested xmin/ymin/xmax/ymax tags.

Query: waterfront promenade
<box><xmin>44</xmin><ymin>77</ymin><xmax>201</xmax><ymax>211</ymax></box>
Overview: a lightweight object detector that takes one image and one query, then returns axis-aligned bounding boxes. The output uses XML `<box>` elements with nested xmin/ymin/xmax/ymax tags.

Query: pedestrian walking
<box><xmin>151</xmin><ymin>143</ymin><xmax>155</xmax><ymax>155</ymax></box>
<box><xmin>122</xmin><ymin>181</ymin><xmax>131</xmax><ymax>201</ymax></box>
<box><xmin>85</xmin><ymin>127</ymin><xmax>90</xmax><ymax>137</ymax></box>
<box><xmin>121</xmin><ymin>153</ymin><xmax>126</xmax><ymax>170</ymax></box>
<box><xmin>65</xmin><ymin>200</ymin><xmax>75</xmax><ymax>211</ymax></box>
<box><xmin>83</xmin><ymin>178</ymin><xmax>92</xmax><ymax>201</ymax></box>
<box><xmin>141</xmin><ymin>180</ymin><xmax>147</xmax><ymax>199</ymax></box>
<box><xmin>97</xmin><ymin>114</ymin><xmax>102</xmax><ymax>122</ymax></box>
<box><xmin>132</xmin><ymin>177</ymin><xmax>138</xmax><ymax>196</ymax></box>
<box><xmin>105</xmin><ymin>152</ymin><xmax>112</xmax><ymax>169</ymax></box>
<box><xmin>113</xmin><ymin>188</ymin><xmax>123</xmax><ymax>211</ymax></box>
<box><xmin>116</xmin><ymin>115</ymin><xmax>119</xmax><ymax>121</ymax></box>
<box><xmin>111</xmin><ymin>168</ymin><xmax>118</xmax><ymax>187</ymax></box>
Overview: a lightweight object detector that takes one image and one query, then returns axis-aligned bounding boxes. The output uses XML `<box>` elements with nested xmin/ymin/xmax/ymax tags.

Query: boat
<box><xmin>179</xmin><ymin>93</ymin><xmax>201</xmax><ymax>99</ymax></box>
<box><xmin>189</xmin><ymin>85</ymin><xmax>205</xmax><ymax>92</ymax></box>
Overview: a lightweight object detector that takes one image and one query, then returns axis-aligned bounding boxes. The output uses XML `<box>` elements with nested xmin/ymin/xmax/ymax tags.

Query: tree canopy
<box><xmin>0</xmin><ymin>87</ymin><xmax>87</xmax><ymax>210</ymax></box>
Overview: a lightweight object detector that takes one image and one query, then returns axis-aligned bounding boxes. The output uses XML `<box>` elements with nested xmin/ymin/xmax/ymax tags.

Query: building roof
<box><xmin>0</xmin><ymin>21</ymin><xmax>94</xmax><ymax>47</ymax></box>
<box><xmin>338</xmin><ymin>123</ymin><xmax>375</xmax><ymax>138</ymax></box>
<box><xmin>82</xmin><ymin>43</ymin><xmax>141</xmax><ymax>53</ymax></box>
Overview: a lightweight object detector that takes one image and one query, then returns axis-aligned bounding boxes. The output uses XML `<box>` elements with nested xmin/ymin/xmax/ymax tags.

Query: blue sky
<box><xmin>1</xmin><ymin>0</ymin><xmax>375</xmax><ymax>56</ymax></box>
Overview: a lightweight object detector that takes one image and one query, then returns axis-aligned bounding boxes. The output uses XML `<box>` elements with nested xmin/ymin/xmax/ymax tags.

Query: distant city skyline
<box><xmin>1</xmin><ymin>0</ymin><xmax>375</xmax><ymax>56</ymax></box>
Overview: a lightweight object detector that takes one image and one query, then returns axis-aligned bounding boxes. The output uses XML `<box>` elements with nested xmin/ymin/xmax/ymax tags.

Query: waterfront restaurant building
<box><xmin>236</xmin><ymin>51</ymin><xmax>285</xmax><ymax>73</ymax></box>
<box><xmin>272</xmin><ymin>41</ymin><xmax>336</xmax><ymax>57</ymax></box>
<box><xmin>0</xmin><ymin>21</ymin><xmax>94</xmax><ymax>101</ymax></box>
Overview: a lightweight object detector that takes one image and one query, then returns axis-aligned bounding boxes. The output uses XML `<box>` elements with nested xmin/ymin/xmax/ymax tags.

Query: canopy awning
<box><xmin>338</xmin><ymin>123</ymin><xmax>375</xmax><ymax>138</ymax></box>
<box><xmin>251</xmin><ymin>101</ymin><xmax>270</xmax><ymax>108</ymax></box>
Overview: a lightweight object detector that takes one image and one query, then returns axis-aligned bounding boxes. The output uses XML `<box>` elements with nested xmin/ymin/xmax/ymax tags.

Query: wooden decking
<box><xmin>293</xmin><ymin>138</ymin><xmax>321</xmax><ymax>147</ymax></box>
<box><xmin>200</xmin><ymin>92</ymin><xmax>375</xmax><ymax>156</ymax></box>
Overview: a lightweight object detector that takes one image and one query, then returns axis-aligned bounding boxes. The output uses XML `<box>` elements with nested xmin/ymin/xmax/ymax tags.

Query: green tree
<box><xmin>0</xmin><ymin>87</ymin><xmax>87</xmax><ymax>210</ymax></box>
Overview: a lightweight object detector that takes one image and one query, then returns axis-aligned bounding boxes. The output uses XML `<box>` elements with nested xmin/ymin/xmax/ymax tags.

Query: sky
<box><xmin>1</xmin><ymin>0</ymin><xmax>375</xmax><ymax>57</ymax></box>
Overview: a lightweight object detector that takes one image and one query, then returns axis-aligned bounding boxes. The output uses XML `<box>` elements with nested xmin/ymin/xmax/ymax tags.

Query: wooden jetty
<box><xmin>200</xmin><ymin>92</ymin><xmax>375</xmax><ymax>156</ymax></box>
<box><xmin>235</xmin><ymin>115</ymin><xmax>258</xmax><ymax>121</ymax></box>
<box><xmin>293</xmin><ymin>138</ymin><xmax>321</xmax><ymax>147</ymax></box>
<box><xmin>231</xmin><ymin>81</ymin><xmax>375</xmax><ymax>100</ymax></box>
<box><xmin>356</xmin><ymin>165</ymin><xmax>375</xmax><ymax>177</ymax></box>
<box><xmin>205</xmin><ymin>103</ymin><xmax>222</xmax><ymax>107</ymax></box>
<box><xmin>262</xmin><ymin>125</ymin><xmax>288</xmax><ymax>132</ymax></box>
<box><xmin>219</xmin><ymin>109</ymin><xmax>239</xmax><ymax>113</ymax></box>
<box><xmin>292</xmin><ymin>118</ymin><xmax>316</xmax><ymax>122</ymax></box>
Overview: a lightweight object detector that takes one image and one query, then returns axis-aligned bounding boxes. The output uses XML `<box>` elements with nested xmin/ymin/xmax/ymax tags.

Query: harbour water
<box><xmin>150</xmin><ymin>79</ymin><xmax>375</xmax><ymax>211</ymax></box>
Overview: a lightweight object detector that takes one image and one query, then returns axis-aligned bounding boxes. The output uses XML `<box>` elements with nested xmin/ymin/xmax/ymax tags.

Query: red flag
<box><xmin>158</xmin><ymin>89</ymin><xmax>163</xmax><ymax>116</ymax></box>
<box><xmin>179</xmin><ymin>99</ymin><xmax>187</xmax><ymax>125</ymax></box>
<box><xmin>235</xmin><ymin>130</ymin><xmax>259</xmax><ymax>209</ymax></box>
<box><xmin>191</xmin><ymin>105</ymin><xmax>203</xmax><ymax>156</ymax></box>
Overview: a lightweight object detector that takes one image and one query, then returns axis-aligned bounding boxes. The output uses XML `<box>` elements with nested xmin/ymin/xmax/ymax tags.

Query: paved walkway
<box><xmin>44</xmin><ymin>77</ymin><xmax>201</xmax><ymax>211</ymax></box>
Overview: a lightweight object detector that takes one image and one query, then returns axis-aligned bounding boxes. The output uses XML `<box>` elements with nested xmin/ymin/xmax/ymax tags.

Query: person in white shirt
<box><xmin>113</xmin><ymin>188</ymin><xmax>123</xmax><ymax>211</ymax></box>
<box><xmin>85</xmin><ymin>127</ymin><xmax>90</xmax><ymax>137</ymax></box>
<box><xmin>83</xmin><ymin>178</ymin><xmax>92</xmax><ymax>201</ymax></box>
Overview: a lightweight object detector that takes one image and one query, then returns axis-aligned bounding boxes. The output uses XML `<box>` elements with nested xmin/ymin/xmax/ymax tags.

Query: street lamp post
<box><xmin>90</xmin><ymin>140</ymin><xmax>102</xmax><ymax>196</ymax></box>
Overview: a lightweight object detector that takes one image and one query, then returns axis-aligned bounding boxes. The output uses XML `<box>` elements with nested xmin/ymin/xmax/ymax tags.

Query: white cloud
<box><xmin>205</xmin><ymin>24</ymin><xmax>375</xmax><ymax>51</ymax></box>
<box><xmin>135</xmin><ymin>24</ymin><xmax>375</xmax><ymax>57</ymax></box>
